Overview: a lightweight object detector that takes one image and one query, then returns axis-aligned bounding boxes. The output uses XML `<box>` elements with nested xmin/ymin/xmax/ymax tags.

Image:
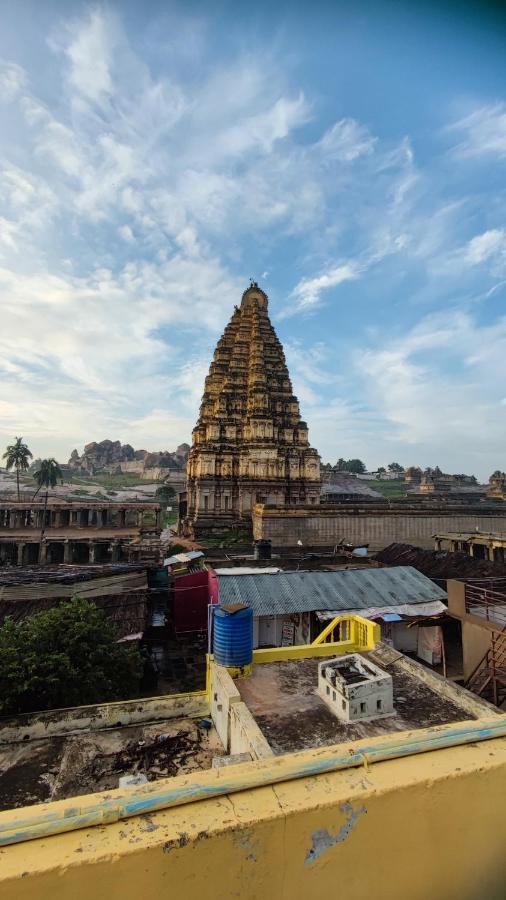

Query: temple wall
<box><xmin>252</xmin><ymin>506</ymin><xmax>506</xmax><ymax>551</ymax></box>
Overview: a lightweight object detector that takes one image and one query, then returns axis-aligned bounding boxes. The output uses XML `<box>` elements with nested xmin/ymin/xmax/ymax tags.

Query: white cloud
<box><xmin>0</xmin><ymin>248</ymin><xmax>241</xmax><ymax>457</ymax></box>
<box><xmin>64</xmin><ymin>8</ymin><xmax>114</xmax><ymax>105</ymax></box>
<box><xmin>118</xmin><ymin>224</ymin><xmax>134</xmax><ymax>243</ymax></box>
<box><xmin>449</xmin><ymin>103</ymin><xmax>506</xmax><ymax>159</ymax></box>
<box><xmin>317</xmin><ymin>118</ymin><xmax>376</xmax><ymax>162</ymax></box>
<box><xmin>463</xmin><ymin>228</ymin><xmax>506</xmax><ymax>266</ymax></box>
<box><xmin>356</xmin><ymin>310</ymin><xmax>506</xmax><ymax>477</ymax></box>
<box><xmin>287</xmin><ymin>263</ymin><xmax>361</xmax><ymax>315</ymax></box>
<box><xmin>0</xmin><ymin>217</ymin><xmax>18</xmax><ymax>251</ymax></box>
<box><xmin>0</xmin><ymin>61</ymin><xmax>26</xmax><ymax>102</ymax></box>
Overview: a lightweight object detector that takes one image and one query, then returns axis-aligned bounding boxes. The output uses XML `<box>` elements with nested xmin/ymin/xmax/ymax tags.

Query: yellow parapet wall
<box><xmin>0</xmin><ymin>719</ymin><xmax>505</xmax><ymax>899</ymax></box>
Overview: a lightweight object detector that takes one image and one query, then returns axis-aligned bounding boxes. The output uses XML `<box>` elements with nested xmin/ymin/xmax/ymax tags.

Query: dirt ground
<box><xmin>0</xmin><ymin>718</ymin><xmax>223</xmax><ymax>810</ymax></box>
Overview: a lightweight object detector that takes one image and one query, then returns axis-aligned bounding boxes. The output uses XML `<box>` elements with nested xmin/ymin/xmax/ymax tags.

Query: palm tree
<box><xmin>3</xmin><ymin>437</ymin><xmax>33</xmax><ymax>501</ymax></box>
<box><xmin>33</xmin><ymin>459</ymin><xmax>62</xmax><ymax>564</ymax></box>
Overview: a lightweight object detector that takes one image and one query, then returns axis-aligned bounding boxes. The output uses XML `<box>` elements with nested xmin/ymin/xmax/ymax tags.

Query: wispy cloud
<box><xmin>0</xmin><ymin>60</ymin><xmax>26</xmax><ymax>102</ymax></box>
<box><xmin>285</xmin><ymin>262</ymin><xmax>361</xmax><ymax>316</ymax></box>
<box><xmin>463</xmin><ymin>228</ymin><xmax>506</xmax><ymax>267</ymax></box>
<box><xmin>449</xmin><ymin>103</ymin><xmax>506</xmax><ymax>159</ymax></box>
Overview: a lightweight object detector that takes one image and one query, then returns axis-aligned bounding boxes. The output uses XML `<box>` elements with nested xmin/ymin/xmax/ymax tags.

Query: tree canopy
<box><xmin>3</xmin><ymin>436</ymin><xmax>33</xmax><ymax>501</ymax></box>
<box><xmin>155</xmin><ymin>484</ymin><xmax>176</xmax><ymax>505</ymax></box>
<box><xmin>0</xmin><ymin>598</ymin><xmax>142</xmax><ymax>716</ymax></box>
<box><xmin>32</xmin><ymin>457</ymin><xmax>62</xmax><ymax>496</ymax></box>
<box><xmin>387</xmin><ymin>462</ymin><xmax>404</xmax><ymax>472</ymax></box>
<box><xmin>337</xmin><ymin>458</ymin><xmax>366</xmax><ymax>474</ymax></box>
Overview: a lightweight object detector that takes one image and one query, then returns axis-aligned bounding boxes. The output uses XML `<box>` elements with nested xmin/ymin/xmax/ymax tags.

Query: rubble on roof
<box><xmin>375</xmin><ymin>542</ymin><xmax>506</xmax><ymax>581</ymax></box>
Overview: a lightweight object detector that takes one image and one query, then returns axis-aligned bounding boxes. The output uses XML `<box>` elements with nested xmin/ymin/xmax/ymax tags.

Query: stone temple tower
<box><xmin>183</xmin><ymin>282</ymin><xmax>320</xmax><ymax>536</ymax></box>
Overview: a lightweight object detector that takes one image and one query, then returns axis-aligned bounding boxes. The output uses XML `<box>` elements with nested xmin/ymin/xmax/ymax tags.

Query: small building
<box><xmin>215</xmin><ymin>566</ymin><xmax>447</xmax><ymax>659</ymax></box>
<box><xmin>164</xmin><ymin>551</ymin><xmax>210</xmax><ymax>635</ymax></box>
<box><xmin>318</xmin><ymin>654</ymin><xmax>394</xmax><ymax>722</ymax></box>
<box><xmin>435</xmin><ymin>531</ymin><xmax>506</xmax><ymax>564</ymax></box>
<box><xmin>447</xmin><ymin>578</ymin><xmax>506</xmax><ymax>707</ymax></box>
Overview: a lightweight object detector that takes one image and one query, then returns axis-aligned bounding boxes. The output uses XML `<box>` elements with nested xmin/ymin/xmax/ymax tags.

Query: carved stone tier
<box><xmin>183</xmin><ymin>283</ymin><xmax>320</xmax><ymax>536</ymax></box>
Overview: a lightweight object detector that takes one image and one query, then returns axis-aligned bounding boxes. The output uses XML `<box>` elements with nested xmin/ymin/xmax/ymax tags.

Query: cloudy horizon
<box><xmin>1</xmin><ymin>1</ymin><xmax>506</xmax><ymax>479</ymax></box>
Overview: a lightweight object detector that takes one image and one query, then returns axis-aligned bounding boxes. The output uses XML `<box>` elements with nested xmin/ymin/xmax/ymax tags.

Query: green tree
<box><xmin>0</xmin><ymin>598</ymin><xmax>142</xmax><ymax>716</ymax></box>
<box><xmin>387</xmin><ymin>462</ymin><xmax>404</xmax><ymax>472</ymax></box>
<box><xmin>376</xmin><ymin>466</ymin><xmax>386</xmax><ymax>474</ymax></box>
<box><xmin>155</xmin><ymin>484</ymin><xmax>176</xmax><ymax>505</ymax></box>
<box><xmin>345</xmin><ymin>458</ymin><xmax>366</xmax><ymax>474</ymax></box>
<box><xmin>2</xmin><ymin>436</ymin><xmax>33</xmax><ymax>501</ymax></box>
<box><xmin>32</xmin><ymin>458</ymin><xmax>63</xmax><ymax>563</ymax></box>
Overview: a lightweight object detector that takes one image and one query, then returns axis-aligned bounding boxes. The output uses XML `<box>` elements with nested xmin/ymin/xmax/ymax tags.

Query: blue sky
<box><xmin>1</xmin><ymin>1</ymin><xmax>506</xmax><ymax>478</ymax></box>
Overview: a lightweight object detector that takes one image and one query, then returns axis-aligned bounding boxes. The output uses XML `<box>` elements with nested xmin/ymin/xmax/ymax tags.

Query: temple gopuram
<box><xmin>182</xmin><ymin>282</ymin><xmax>320</xmax><ymax>536</ymax></box>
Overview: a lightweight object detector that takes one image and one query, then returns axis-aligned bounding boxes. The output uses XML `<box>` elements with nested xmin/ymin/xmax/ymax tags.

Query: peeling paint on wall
<box><xmin>305</xmin><ymin>802</ymin><xmax>367</xmax><ymax>864</ymax></box>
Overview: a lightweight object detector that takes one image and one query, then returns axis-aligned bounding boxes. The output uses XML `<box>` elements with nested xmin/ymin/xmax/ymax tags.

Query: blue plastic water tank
<box><xmin>213</xmin><ymin>605</ymin><xmax>253</xmax><ymax>668</ymax></box>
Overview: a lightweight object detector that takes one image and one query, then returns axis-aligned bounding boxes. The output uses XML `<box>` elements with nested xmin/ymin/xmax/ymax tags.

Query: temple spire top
<box><xmin>241</xmin><ymin>281</ymin><xmax>268</xmax><ymax>310</ymax></box>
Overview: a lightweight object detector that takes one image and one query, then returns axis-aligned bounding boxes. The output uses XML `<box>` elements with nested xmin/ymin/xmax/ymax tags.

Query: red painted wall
<box><xmin>173</xmin><ymin>570</ymin><xmax>217</xmax><ymax>633</ymax></box>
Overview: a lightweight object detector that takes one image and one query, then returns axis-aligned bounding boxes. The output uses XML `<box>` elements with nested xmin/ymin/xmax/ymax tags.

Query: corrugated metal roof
<box><xmin>164</xmin><ymin>550</ymin><xmax>204</xmax><ymax>566</ymax></box>
<box><xmin>216</xmin><ymin>566</ymin><xmax>447</xmax><ymax>616</ymax></box>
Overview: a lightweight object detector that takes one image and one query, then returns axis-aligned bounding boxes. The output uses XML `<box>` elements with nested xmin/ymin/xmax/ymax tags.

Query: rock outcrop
<box><xmin>68</xmin><ymin>441</ymin><xmax>189</xmax><ymax>476</ymax></box>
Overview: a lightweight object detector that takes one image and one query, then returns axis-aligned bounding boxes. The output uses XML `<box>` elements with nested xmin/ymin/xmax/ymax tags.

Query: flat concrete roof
<box><xmin>236</xmin><ymin>645</ymin><xmax>489</xmax><ymax>755</ymax></box>
<box><xmin>0</xmin><ymin>717</ymin><xmax>223</xmax><ymax>811</ymax></box>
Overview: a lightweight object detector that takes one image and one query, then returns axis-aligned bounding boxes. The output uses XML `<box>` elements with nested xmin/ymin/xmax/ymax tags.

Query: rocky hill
<box><xmin>68</xmin><ymin>441</ymin><xmax>189</xmax><ymax>476</ymax></box>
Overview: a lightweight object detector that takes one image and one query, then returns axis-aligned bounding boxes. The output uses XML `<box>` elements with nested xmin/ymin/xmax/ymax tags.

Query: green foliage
<box><xmin>166</xmin><ymin>542</ymin><xmax>186</xmax><ymax>555</ymax></box>
<box><xmin>343</xmin><ymin>458</ymin><xmax>366</xmax><ymax>474</ymax></box>
<box><xmin>387</xmin><ymin>462</ymin><xmax>404</xmax><ymax>472</ymax></box>
<box><xmin>0</xmin><ymin>598</ymin><xmax>142</xmax><ymax>716</ymax></box>
<box><xmin>33</xmin><ymin>458</ymin><xmax>62</xmax><ymax>494</ymax></box>
<box><xmin>3</xmin><ymin>436</ymin><xmax>33</xmax><ymax>501</ymax></box>
<box><xmin>155</xmin><ymin>484</ymin><xmax>176</xmax><ymax>505</ymax></box>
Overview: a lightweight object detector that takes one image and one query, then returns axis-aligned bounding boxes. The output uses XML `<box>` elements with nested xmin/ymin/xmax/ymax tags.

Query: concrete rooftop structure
<box><xmin>0</xmin><ymin>620</ymin><xmax>505</xmax><ymax>899</ymax></box>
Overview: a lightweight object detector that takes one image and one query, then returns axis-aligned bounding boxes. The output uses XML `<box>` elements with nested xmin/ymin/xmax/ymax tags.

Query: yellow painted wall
<box><xmin>462</xmin><ymin>620</ymin><xmax>493</xmax><ymax>680</ymax></box>
<box><xmin>1</xmin><ymin>729</ymin><xmax>505</xmax><ymax>900</ymax></box>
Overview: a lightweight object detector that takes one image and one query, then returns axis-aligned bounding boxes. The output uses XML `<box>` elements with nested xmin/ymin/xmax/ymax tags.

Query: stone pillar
<box><xmin>155</xmin><ymin>508</ymin><xmax>161</xmax><ymax>530</ymax></box>
<box><xmin>119</xmin><ymin>509</ymin><xmax>126</xmax><ymax>528</ymax></box>
<box><xmin>17</xmin><ymin>542</ymin><xmax>25</xmax><ymax>566</ymax></box>
<box><xmin>39</xmin><ymin>541</ymin><xmax>47</xmax><ymax>564</ymax></box>
<box><xmin>137</xmin><ymin>510</ymin><xmax>144</xmax><ymax>528</ymax></box>
<box><xmin>111</xmin><ymin>541</ymin><xmax>120</xmax><ymax>562</ymax></box>
<box><xmin>89</xmin><ymin>541</ymin><xmax>96</xmax><ymax>564</ymax></box>
<box><xmin>468</xmin><ymin>542</ymin><xmax>475</xmax><ymax>557</ymax></box>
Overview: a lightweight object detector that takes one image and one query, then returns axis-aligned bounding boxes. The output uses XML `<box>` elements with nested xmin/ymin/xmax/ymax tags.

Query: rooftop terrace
<box><xmin>236</xmin><ymin>645</ymin><xmax>483</xmax><ymax>754</ymax></box>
